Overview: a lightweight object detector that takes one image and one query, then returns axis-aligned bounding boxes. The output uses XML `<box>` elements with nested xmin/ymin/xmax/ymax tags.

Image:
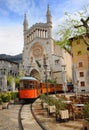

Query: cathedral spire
<box><xmin>46</xmin><ymin>4</ymin><xmax>52</xmax><ymax>23</ymax></box>
<box><xmin>46</xmin><ymin>5</ymin><xmax>52</xmax><ymax>38</ymax></box>
<box><xmin>23</xmin><ymin>13</ymin><xmax>28</xmax><ymax>32</ymax></box>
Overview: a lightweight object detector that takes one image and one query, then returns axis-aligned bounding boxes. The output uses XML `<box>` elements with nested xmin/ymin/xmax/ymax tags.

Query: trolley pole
<box><xmin>43</xmin><ymin>55</ymin><xmax>48</xmax><ymax>96</ymax></box>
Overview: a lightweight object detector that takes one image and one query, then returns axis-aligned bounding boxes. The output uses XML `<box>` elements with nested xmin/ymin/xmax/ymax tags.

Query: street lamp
<box><xmin>26</xmin><ymin>65</ymin><xmax>31</xmax><ymax>76</ymax></box>
<box><xmin>43</xmin><ymin>55</ymin><xmax>48</xmax><ymax>96</ymax></box>
<box><xmin>62</xmin><ymin>65</ymin><xmax>67</xmax><ymax>96</ymax></box>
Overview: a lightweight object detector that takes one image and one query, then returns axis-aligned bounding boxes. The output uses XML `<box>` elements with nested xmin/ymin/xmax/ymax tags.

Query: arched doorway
<box><xmin>30</xmin><ymin>69</ymin><xmax>41</xmax><ymax>81</ymax></box>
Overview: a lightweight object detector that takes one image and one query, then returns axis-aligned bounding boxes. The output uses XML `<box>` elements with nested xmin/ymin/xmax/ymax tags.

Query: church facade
<box><xmin>22</xmin><ymin>5</ymin><xmax>72</xmax><ymax>87</ymax></box>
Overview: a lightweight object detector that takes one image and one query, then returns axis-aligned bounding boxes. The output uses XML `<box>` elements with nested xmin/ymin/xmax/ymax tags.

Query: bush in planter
<box><xmin>82</xmin><ymin>103</ymin><xmax>89</xmax><ymax>130</ymax></box>
<box><xmin>40</xmin><ymin>94</ymin><xmax>48</xmax><ymax>108</ymax></box>
<box><xmin>1</xmin><ymin>93</ymin><xmax>11</xmax><ymax>109</ymax></box>
<box><xmin>40</xmin><ymin>94</ymin><xmax>47</xmax><ymax>101</ymax></box>
<box><xmin>45</xmin><ymin>96</ymin><xmax>56</xmax><ymax>114</ymax></box>
<box><xmin>0</xmin><ymin>97</ymin><xmax>2</xmax><ymax>105</ymax></box>
<box><xmin>55</xmin><ymin>98</ymin><xmax>66</xmax><ymax>111</ymax></box>
<box><xmin>1</xmin><ymin>93</ymin><xmax>11</xmax><ymax>103</ymax></box>
<box><xmin>10</xmin><ymin>92</ymin><xmax>17</xmax><ymax>100</ymax></box>
<box><xmin>83</xmin><ymin>102</ymin><xmax>89</xmax><ymax>121</ymax></box>
<box><xmin>0</xmin><ymin>97</ymin><xmax>3</xmax><ymax>109</ymax></box>
<box><xmin>54</xmin><ymin>98</ymin><xmax>69</xmax><ymax>120</ymax></box>
<box><xmin>46</xmin><ymin>96</ymin><xmax>55</xmax><ymax>106</ymax></box>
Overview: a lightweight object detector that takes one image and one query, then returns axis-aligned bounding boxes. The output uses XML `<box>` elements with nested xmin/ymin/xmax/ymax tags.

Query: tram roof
<box><xmin>20</xmin><ymin>76</ymin><xmax>37</xmax><ymax>81</ymax></box>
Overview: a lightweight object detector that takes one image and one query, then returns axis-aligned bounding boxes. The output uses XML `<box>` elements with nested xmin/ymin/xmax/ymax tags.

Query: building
<box><xmin>70</xmin><ymin>34</ymin><xmax>89</xmax><ymax>92</ymax></box>
<box><xmin>0</xmin><ymin>58</ymin><xmax>19</xmax><ymax>91</ymax></box>
<box><xmin>22</xmin><ymin>5</ymin><xmax>72</xmax><ymax>88</ymax></box>
<box><xmin>0</xmin><ymin>59</ymin><xmax>19</xmax><ymax>76</ymax></box>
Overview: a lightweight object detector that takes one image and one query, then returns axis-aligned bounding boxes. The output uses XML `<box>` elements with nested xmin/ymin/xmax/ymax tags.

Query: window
<box><xmin>55</xmin><ymin>60</ymin><xmax>59</xmax><ymax>65</ymax></box>
<box><xmin>20</xmin><ymin>82</ymin><xmax>24</xmax><ymax>89</ymax></box>
<box><xmin>80</xmin><ymin>81</ymin><xmax>85</xmax><ymax>87</ymax></box>
<box><xmin>0</xmin><ymin>79</ymin><xmax>2</xmax><ymax>85</ymax></box>
<box><xmin>24</xmin><ymin>83</ymin><xmax>28</xmax><ymax>88</ymax></box>
<box><xmin>79</xmin><ymin>62</ymin><xmax>83</xmax><ymax>67</ymax></box>
<box><xmin>80</xmin><ymin>72</ymin><xmax>84</xmax><ymax>77</ymax></box>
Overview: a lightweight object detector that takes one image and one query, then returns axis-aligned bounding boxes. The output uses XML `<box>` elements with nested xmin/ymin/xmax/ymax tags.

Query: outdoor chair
<box><xmin>72</xmin><ymin>105</ymin><xmax>83</xmax><ymax>120</ymax></box>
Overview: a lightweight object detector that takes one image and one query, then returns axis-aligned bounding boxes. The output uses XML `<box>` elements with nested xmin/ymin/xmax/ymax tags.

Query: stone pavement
<box><xmin>0</xmin><ymin>103</ymin><xmax>43</xmax><ymax>130</ymax></box>
<box><xmin>0</xmin><ymin>104</ymin><xmax>20</xmax><ymax>130</ymax></box>
<box><xmin>21</xmin><ymin>104</ymin><xmax>42</xmax><ymax>130</ymax></box>
<box><xmin>0</xmin><ymin>97</ymin><xmax>86</xmax><ymax>130</ymax></box>
<box><xmin>32</xmin><ymin>98</ymin><xmax>84</xmax><ymax>130</ymax></box>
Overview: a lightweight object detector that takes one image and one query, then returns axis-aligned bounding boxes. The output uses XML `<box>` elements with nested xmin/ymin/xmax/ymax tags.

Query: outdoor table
<box><xmin>62</xmin><ymin>100</ymin><xmax>72</xmax><ymax>104</ymax></box>
<box><xmin>74</xmin><ymin>104</ymin><xmax>84</xmax><ymax>107</ymax></box>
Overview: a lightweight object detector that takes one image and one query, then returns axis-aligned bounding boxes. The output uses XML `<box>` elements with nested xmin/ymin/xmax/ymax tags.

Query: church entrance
<box><xmin>30</xmin><ymin>69</ymin><xmax>41</xmax><ymax>81</ymax></box>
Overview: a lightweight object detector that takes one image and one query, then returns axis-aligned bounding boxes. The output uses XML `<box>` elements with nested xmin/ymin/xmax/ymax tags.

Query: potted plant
<box><xmin>83</xmin><ymin>102</ymin><xmax>89</xmax><ymax>130</ymax></box>
<box><xmin>10</xmin><ymin>92</ymin><xmax>18</xmax><ymax>103</ymax></box>
<box><xmin>40</xmin><ymin>94</ymin><xmax>47</xmax><ymax>101</ymax></box>
<box><xmin>14</xmin><ymin>92</ymin><xmax>19</xmax><ymax>103</ymax></box>
<box><xmin>40</xmin><ymin>94</ymin><xmax>48</xmax><ymax>109</ymax></box>
<box><xmin>1</xmin><ymin>93</ymin><xmax>11</xmax><ymax>109</ymax></box>
<box><xmin>46</xmin><ymin>96</ymin><xmax>56</xmax><ymax>115</ymax></box>
<box><xmin>55</xmin><ymin>98</ymin><xmax>69</xmax><ymax>121</ymax></box>
<box><xmin>0</xmin><ymin>97</ymin><xmax>2</xmax><ymax>110</ymax></box>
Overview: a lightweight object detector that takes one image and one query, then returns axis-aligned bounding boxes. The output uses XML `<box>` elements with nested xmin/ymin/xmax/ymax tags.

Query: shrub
<box><xmin>40</xmin><ymin>94</ymin><xmax>47</xmax><ymax>101</ymax></box>
<box><xmin>1</xmin><ymin>93</ymin><xmax>11</xmax><ymax>102</ymax></box>
<box><xmin>83</xmin><ymin>102</ymin><xmax>89</xmax><ymax>120</ymax></box>
<box><xmin>45</xmin><ymin>96</ymin><xmax>55</xmax><ymax>106</ymax></box>
<box><xmin>54</xmin><ymin>98</ymin><xmax>66</xmax><ymax>113</ymax></box>
<box><xmin>10</xmin><ymin>92</ymin><xmax>17</xmax><ymax>100</ymax></box>
<box><xmin>0</xmin><ymin>97</ymin><xmax>2</xmax><ymax>105</ymax></box>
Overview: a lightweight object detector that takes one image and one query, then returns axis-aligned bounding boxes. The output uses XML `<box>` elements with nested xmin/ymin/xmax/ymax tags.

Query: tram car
<box><xmin>19</xmin><ymin>76</ymin><xmax>63</xmax><ymax>100</ymax></box>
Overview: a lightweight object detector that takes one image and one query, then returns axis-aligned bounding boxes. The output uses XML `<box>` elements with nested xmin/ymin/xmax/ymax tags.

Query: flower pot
<box><xmin>59</xmin><ymin>109</ymin><xmax>69</xmax><ymax>119</ymax></box>
<box><xmin>48</xmin><ymin>105</ymin><xmax>56</xmax><ymax>114</ymax></box>
<box><xmin>10</xmin><ymin>99</ymin><xmax>14</xmax><ymax>104</ymax></box>
<box><xmin>43</xmin><ymin>102</ymin><xmax>48</xmax><ymax>109</ymax></box>
<box><xmin>0</xmin><ymin>105</ymin><xmax>2</xmax><ymax>110</ymax></box>
<box><xmin>2</xmin><ymin>102</ymin><xmax>9</xmax><ymax>109</ymax></box>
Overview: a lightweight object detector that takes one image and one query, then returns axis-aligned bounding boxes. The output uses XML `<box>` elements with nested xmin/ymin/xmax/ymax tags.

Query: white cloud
<box><xmin>0</xmin><ymin>0</ymin><xmax>89</xmax><ymax>55</ymax></box>
<box><xmin>3</xmin><ymin>0</ymin><xmax>37</xmax><ymax>16</ymax></box>
<box><xmin>0</xmin><ymin>25</ymin><xmax>23</xmax><ymax>55</ymax></box>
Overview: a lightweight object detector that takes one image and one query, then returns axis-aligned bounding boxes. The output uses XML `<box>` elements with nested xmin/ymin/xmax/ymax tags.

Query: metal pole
<box><xmin>43</xmin><ymin>55</ymin><xmax>48</xmax><ymax>96</ymax></box>
<box><xmin>45</xmin><ymin>65</ymin><xmax>48</xmax><ymax>96</ymax></box>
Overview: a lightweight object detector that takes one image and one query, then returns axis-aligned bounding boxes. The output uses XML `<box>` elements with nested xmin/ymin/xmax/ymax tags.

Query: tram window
<box><xmin>20</xmin><ymin>82</ymin><xmax>24</xmax><ymax>88</ymax></box>
<box><xmin>30</xmin><ymin>84</ymin><xmax>33</xmax><ymax>89</ymax></box>
<box><xmin>27</xmin><ymin>82</ymin><xmax>33</xmax><ymax>89</ymax></box>
<box><xmin>24</xmin><ymin>83</ymin><xmax>28</xmax><ymax>88</ymax></box>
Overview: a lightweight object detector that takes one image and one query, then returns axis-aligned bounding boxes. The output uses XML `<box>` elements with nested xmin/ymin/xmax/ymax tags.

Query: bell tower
<box><xmin>46</xmin><ymin>5</ymin><xmax>52</xmax><ymax>38</ymax></box>
<box><xmin>23</xmin><ymin>13</ymin><xmax>28</xmax><ymax>32</ymax></box>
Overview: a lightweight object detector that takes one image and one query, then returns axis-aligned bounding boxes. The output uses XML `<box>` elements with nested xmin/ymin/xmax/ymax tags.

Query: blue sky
<box><xmin>0</xmin><ymin>0</ymin><xmax>89</xmax><ymax>55</ymax></box>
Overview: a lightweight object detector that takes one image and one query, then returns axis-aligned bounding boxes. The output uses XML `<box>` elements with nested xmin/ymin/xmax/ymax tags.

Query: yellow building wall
<box><xmin>71</xmin><ymin>35</ymin><xmax>89</xmax><ymax>92</ymax></box>
<box><xmin>72</xmin><ymin>38</ymin><xmax>89</xmax><ymax>69</ymax></box>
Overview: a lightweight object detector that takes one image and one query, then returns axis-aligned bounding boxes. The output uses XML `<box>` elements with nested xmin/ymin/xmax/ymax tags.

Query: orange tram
<box><xmin>19</xmin><ymin>76</ymin><xmax>66</xmax><ymax>101</ymax></box>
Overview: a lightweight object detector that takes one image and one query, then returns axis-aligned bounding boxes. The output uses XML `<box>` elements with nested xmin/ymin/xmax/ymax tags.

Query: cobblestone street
<box><xmin>0</xmin><ymin>97</ymin><xmax>88</xmax><ymax>130</ymax></box>
<box><xmin>0</xmin><ymin>105</ymin><xmax>20</xmax><ymax>130</ymax></box>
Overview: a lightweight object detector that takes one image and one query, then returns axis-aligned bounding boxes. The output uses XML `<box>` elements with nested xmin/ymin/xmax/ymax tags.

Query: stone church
<box><xmin>22</xmin><ymin>5</ymin><xmax>72</xmax><ymax>86</ymax></box>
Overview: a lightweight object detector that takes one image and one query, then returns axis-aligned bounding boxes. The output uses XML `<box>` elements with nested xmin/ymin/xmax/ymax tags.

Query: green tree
<box><xmin>14</xmin><ymin>75</ymin><xmax>20</xmax><ymax>88</ymax></box>
<box><xmin>7</xmin><ymin>75</ymin><xmax>13</xmax><ymax>87</ymax></box>
<box><xmin>56</xmin><ymin>5</ymin><xmax>89</xmax><ymax>50</ymax></box>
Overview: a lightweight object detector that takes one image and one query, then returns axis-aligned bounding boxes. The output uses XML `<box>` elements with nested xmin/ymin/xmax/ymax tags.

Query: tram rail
<box><xmin>18</xmin><ymin>100</ymin><xmax>43</xmax><ymax>130</ymax></box>
<box><xmin>18</xmin><ymin>104</ymin><xmax>24</xmax><ymax>130</ymax></box>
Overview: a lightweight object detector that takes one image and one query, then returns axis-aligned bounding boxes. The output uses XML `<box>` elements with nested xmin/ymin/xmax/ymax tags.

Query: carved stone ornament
<box><xmin>32</xmin><ymin>44</ymin><xmax>43</xmax><ymax>58</ymax></box>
